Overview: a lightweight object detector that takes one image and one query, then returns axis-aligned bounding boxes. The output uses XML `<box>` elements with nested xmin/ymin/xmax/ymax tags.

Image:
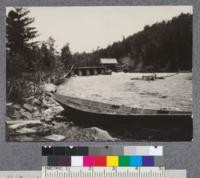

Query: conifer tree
<box><xmin>6</xmin><ymin>7</ymin><xmax>38</xmax><ymax>54</ymax></box>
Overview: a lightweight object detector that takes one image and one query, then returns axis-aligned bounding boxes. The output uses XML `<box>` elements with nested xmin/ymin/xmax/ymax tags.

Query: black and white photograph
<box><xmin>6</xmin><ymin>6</ymin><xmax>193</xmax><ymax>142</ymax></box>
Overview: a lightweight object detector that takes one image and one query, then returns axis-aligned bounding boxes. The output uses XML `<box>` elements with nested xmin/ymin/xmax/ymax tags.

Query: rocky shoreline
<box><xmin>6</xmin><ymin>83</ymin><xmax>117</xmax><ymax>142</ymax></box>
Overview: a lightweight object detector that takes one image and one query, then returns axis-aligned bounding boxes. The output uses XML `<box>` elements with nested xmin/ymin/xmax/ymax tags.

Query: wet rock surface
<box><xmin>6</xmin><ymin>83</ymin><xmax>117</xmax><ymax>142</ymax></box>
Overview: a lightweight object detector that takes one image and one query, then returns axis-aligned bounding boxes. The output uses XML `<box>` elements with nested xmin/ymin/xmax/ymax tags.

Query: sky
<box><xmin>6</xmin><ymin>6</ymin><xmax>192</xmax><ymax>54</ymax></box>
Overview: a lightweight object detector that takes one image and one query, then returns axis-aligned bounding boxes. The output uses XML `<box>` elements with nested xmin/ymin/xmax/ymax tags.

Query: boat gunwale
<box><xmin>52</xmin><ymin>93</ymin><xmax>192</xmax><ymax>116</ymax></box>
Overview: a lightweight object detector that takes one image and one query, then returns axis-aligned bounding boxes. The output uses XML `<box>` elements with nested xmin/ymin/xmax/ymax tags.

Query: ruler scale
<box><xmin>0</xmin><ymin>171</ymin><xmax>41</xmax><ymax>178</ymax></box>
<box><xmin>42</xmin><ymin>166</ymin><xmax>165</xmax><ymax>178</ymax></box>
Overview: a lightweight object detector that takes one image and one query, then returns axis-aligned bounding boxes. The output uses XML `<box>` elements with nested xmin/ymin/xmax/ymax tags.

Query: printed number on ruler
<box><xmin>42</xmin><ymin>166</ymin><xmax>164</xmax><ymax>178</ymax></box>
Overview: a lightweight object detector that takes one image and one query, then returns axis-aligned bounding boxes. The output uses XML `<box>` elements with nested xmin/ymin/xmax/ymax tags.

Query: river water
<box><xmin>57</xmin><ymin>72</ymin><xmax>192</xmax><ymax>112</ymax></box>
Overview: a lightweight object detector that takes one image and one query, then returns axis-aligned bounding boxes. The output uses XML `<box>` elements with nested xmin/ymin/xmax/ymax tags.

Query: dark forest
<box><xmin>72</xmin><ymin>13</ymin><xmax>192</xmax><ymax>72</ymax></box>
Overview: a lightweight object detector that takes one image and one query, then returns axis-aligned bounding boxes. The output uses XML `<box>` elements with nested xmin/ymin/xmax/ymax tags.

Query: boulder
<box><xmin>6</xmin><ymin>102</ymin><xmax>13</xmax><ymax>106</ymax></box>
<box><xmin>52</xmin><ymin>122</ymin><xmax>64</xmax><ymax>129</ymax></box>
<box><xmin>32</xmin><ymin>111</ymin><xmax>42</xmax><ymax>118</ymax></box>
<box><xmin>21</xmin><ymin>111</ymin><xmax>32</xmax><ymax>119</ymax></box>
<box><xmin>43</xmin><ymin>106</ymin><xmax>64</xmax><ymax>120</ymax></box>
<box><xmin>23</xmin><ymin>103</ymin><xmax>34</xmax><ymax>112</ymax></box>
<box><xmin>42</xmin><ymin>97</ymin><xmax>49</xmax><ymax>106</ymax></box>
<box><xmin>19</xmin><ymin>108</ymin><xmax>26</xmax><ymax>113</ymax></box>
<box><xmin>43</xmin><ymin>134</ymin><xmax>66</xmax><ymax>141</ymax></box>
<box><xmin>83</xmin><ymin>127</ymin><xmax>117</xmax><ymax>141</ymax></box>
<box><xmin>6</xmin><ymin>120</ymin><xmax>42</xmax><ymax>130</ymax></box>
<box><xmin>53</xmin><ymin>106</ymin><xmax>64</xmax><ymax>114</ymax></box>
<box><xmin>32</xmin><ymin>98</ymin><xmax>41</xmax><ymax>106</ymax></box>
<box><xmin>43</xmin><ymin>107</ymin><xmax>54</xmax><ymax>119</ymax></box>
<box><xmin>16</xmin><ymin>128</ymin><xmax>37</xmax><ymax>135</ymax></box>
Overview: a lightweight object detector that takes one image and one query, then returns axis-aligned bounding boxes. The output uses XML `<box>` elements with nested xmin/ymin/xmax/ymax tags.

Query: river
<box><xmin>57</xmin><ymin>72</ymin><xmax>192</xmax><ymax>112</ymax></box>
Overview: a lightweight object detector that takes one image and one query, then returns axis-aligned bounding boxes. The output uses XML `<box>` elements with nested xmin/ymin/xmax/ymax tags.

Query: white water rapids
<box><xmin>57</xmin><ymin>72</ymin><xmax>192</xmax><ymax>112</ymax></box>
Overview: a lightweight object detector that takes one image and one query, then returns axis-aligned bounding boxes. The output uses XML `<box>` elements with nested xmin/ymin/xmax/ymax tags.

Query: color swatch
<box><xmin>83</xmin><ymin>156</ymin><xmax>95</xmax><ymax>166</ymax></box>
<box><xmin>119</xmin><ymin>156</ymin><xmax>130</xmax><ymax>166</ymax></box>
<box><xmin>106</xmin><ymin>156</ymin><xmax>119</xmax><ymax>166</ymax></box>
<box><xmin>46</xmin><ymin>155</ymin><xmax>161</xmax><ymax>167</ymax></box>
<box><xmin>130</xmin><ymin>156</ymin><xmax>142</xmax><ymax>166</ymax></box>
<box><xmin>94</xmin><ymin>156</ymin><xmax>106</xmax><ymax>166</ymax></box>
<box><xmin>71</xmin><ymin>156</ymin><xmax>83</xmax><ymax>166</ymax></box>
<box><xmin>42</xmin><ymin>146</ymin><xmax>163</xmax><ymax>156</ymax></box>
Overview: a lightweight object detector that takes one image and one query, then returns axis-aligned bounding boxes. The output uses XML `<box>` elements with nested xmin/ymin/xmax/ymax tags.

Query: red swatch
<box><xmin>94</xmin><ymin>156</ymin><xmax>106</xmax><ymax>166</ymax></box>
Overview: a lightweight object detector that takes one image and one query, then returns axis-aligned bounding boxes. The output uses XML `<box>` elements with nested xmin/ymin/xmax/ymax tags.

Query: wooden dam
<box><xmin>69</xmin><ymin>58</ymin><xmax>124</xmax><ymax>76</ymax></box>
<box><xmin>71</xmin><ymin>66</ymin><xmax>106</xmax><ymax>76</ymax></box>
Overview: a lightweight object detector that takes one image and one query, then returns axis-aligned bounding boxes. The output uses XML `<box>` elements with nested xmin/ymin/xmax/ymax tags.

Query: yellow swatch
<box><xmin>106</xmin><ymin>156</ymin><xmax>119</xmax><ymax>166</ymax></box>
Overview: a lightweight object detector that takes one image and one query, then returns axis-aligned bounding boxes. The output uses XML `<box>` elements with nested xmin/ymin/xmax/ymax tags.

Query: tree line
<box><xmin>72</xmin><ymin>13</ymin><xmax>192</xmax><ymax>72</ymax></box>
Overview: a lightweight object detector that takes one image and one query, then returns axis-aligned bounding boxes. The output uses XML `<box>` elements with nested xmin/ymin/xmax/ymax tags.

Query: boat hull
<box><xmin>58</xmin><ymin>101</ymin><xmax>192</xmax><ymax>141</ymax></box>
<box><xmin>52</xmin><ymin>94</ymin><xmax>192</xmax><ymax>141</ymax></box>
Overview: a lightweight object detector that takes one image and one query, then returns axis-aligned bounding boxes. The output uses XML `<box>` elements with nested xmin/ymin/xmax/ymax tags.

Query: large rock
<box><xmin>21</xmin><ymin>111</ymin><xmax>32</xmax><ymax>119</ymax></box>
<box><xmin>83</xmin><ymin>127</ymin><xmax>117</xmax><ymax>141</ymax></box>
<box><xmin>42</xmin><ymin>83</ymin><xmax>57</xmax><ymax>93</ymax></box>
<box><xmin>42</xmin><ymin>98</ymin><xmax>51</xmax><ymax>108</ymax></box>
<box><xmin>6</xmin><ymin>102</ymin><xmax>13</xmax><ymax>106</ymax></box>
<box><xmin>53</xmin><ymin>106</ymin><xmax>64</xmax><ymax>114</ymax></box>
<box><xmin>43</xmin><ymin>107</ymin><xmax>54</xmax><ymax>120</ymax></box>
<box><xmin>43</xmin><ymin>134</ymin><xmax>66</xmax><ymax>141</ymax></box>
<box><xmin>16</xmin><ymin>128</ymin><xmax>37</xmax><ymax>135</ymax></box>
<box><xmin>32</xmin><ymin>98</ymin><xmax>41</xmax><ymax>106</ymax></box>
<box><xmin>6</xmin><ymin>120</ymin><xmax>42</xmax><ymax>130</ymax></box>
<box><xmin>23</xmin><ymin>103</ymin><xmax>34</xmax><ymax>112</ymax></box>
<box><xmin>43</xmin><ymin>106</ymin><xmax>64</xmax><ymax>121</ymax></box>
<box><xmin>32</xmin><ymin>111</ymin><xmax>42</xmax><ymax>118</ymax></box>
<box><xmin>52</xmin><ymin>122</ymin><xmax>65</xmax><ymax>129</ymax></box>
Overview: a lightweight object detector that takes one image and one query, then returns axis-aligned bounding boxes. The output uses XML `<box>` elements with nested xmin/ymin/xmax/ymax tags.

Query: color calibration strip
<box><xmin>42</xmin><ymin>146</ymin><xmax>163</xmax><ymax>156</ymax></box>
<box><xmin>45</xmin><ymin>155</ymin><xmax>163</xmax><ymax>167</ymax></box>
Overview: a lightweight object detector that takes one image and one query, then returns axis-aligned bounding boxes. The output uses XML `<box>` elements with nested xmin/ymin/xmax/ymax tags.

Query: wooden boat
<box><xmin>50</xmin><ymin>93</ymin><xmax>192</xmax><ymax>140</ymax></box>
<box><xmin>52</xmin><ymin>93</ymin><xmax>190</xmax><ymax>115</ymax></box>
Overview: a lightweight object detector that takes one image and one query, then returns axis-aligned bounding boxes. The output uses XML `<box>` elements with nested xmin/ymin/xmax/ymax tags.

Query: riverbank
<box><xmin>6</xmin><ymin>83</ymin><xmax>117</xmax><ymax>142</ymax></box>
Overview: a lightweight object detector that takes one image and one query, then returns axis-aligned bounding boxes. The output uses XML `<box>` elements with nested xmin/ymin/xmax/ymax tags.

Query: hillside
<box><xmin>72</xmin><ymin>13</ymin><xmax>192</xmax><ymax>72</ymax></box>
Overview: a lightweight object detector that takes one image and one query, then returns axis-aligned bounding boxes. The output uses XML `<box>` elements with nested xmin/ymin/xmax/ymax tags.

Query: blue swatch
<box><xmin>130</xmin><ymin>156</ymin><xmax>142</xmax><ymax>166</ymax></box>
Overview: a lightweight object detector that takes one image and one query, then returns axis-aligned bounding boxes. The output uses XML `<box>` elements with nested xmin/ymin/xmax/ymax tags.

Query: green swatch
<box><xmin>119</xmin><ymin>156</ymin><xmax>130</xmax><ymax>166</ymax></box>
